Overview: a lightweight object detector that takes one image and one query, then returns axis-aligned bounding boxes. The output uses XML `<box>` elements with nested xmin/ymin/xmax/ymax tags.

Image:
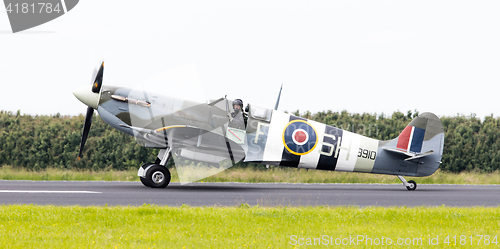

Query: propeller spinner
<box><xmin>73</xmin><ymin>62</ymin><xmax>104</xmax><ymax>159</ymax></box>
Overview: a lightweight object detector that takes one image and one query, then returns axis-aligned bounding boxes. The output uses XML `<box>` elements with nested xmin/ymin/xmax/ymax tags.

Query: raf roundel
<box><xmin>282</xmin><ymin>120</ymin><xmax>318</xmax><ymax>155</ymax></box>
<box><xmin>292</xmin><ymin>129</ymin><xmax>308</xmax><ymax>145</ymax></box>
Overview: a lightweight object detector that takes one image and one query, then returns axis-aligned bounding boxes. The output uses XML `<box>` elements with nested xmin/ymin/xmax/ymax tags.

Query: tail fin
<box><xmin>396</xmin><ymin>112</ymin><xmax>444</xmax><ymax>155</ymax></box>
<box><xmin>394</xmin><ymin>112</ymin><xmax>444</xmax><ymax>176</ymax></box>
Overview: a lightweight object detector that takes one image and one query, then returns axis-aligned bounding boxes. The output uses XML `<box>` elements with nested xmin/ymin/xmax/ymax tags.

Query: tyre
<box><xmin>406</xmin><ymin>180</ymin><xmax>417</xmax><ymax>191</ymax></box>
<box><xmin>140</xmin><ymin>176</ymin><xmax>151</xmax><ymax>187</ymax></box>
<box><xmin>139</xmin><ymin>163</ymin><xmax>154</xmax><ymax>187</ymax></box>
<box><xmin>145</xmin><ymin>164</ymin><xmax>171</xmax><ymax>188</ymax></box>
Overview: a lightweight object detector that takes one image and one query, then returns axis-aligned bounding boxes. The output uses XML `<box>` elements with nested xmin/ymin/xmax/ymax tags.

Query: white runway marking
<box><xmin>0</xmin><ymin>190</ymin><xmax>101</xmax><ymax>194</ymax></box>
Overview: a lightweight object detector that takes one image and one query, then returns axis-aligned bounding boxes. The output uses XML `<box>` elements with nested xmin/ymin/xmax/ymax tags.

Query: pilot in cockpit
<box><xmin>229</xmin><ymin>99</ymin><xmax>248</xmax><ymax>129</ymax></box>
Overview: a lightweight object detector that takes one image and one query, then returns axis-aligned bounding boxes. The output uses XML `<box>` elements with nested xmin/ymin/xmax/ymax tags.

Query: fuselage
<box><xmin>74</xmin><ymin>84</ymin><xmax>444</xmax><ymax>178</ymax></box>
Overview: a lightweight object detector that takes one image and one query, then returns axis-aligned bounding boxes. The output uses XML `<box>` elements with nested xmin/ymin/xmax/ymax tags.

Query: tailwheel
<box><xmin>145</xmin><ymin>164</ymin><xmax>171</xmax><ymax>188</ymax></box>
<box><xmin>397</xmin><ymin>175</ymin><xmax>417</xmax><ymax>191</ymax></box>
<box><xmin>406</xmin><ymin>180</ymin><xmax>417</xmax><ymax>191</ymax></box>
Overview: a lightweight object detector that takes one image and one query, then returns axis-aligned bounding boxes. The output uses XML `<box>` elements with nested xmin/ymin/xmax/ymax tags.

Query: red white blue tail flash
<box><xmin>396</xmin><ymin>126</ymin><xmax>425</xmax><ymax>153</ymax></box>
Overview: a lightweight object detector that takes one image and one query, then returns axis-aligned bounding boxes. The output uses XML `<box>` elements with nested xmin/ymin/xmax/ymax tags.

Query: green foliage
<box><xmin>1</xmin><ymin>110</ymin><xmax>500</xmax><ymax>173</ymax></box>
<box><xmin>0</xmin><ymin>111</ymin><xmax>158</xmax><ymax>171</ymax></box>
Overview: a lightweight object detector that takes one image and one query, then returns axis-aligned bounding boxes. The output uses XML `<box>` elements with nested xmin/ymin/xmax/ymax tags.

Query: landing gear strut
<box><xmin>397</xmin><ymin>175</ymin><xmax>417</xmax><ymax>191</ymax></box>
<box><xmin>138</xmin><ymin>148</ymin><xmax>172</xmax><ymax>188</ymax></box>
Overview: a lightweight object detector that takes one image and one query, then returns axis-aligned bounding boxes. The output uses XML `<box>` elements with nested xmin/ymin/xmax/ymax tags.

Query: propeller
<box><xmin>76</xmin><ymin>62</ymin><xmax>104</xmax><ymax>160</ymax></box>
<box><xmin>78</xmin><ymin>106</ymin><xmax>94</xmax><ymax>159</ymax></box>
<box><xmin>92</xmin><ymin>62</ymin><xmax>104</xmax><ymax>93</ymax></box>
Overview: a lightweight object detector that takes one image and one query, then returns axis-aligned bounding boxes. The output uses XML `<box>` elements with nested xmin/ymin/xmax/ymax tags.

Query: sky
<box><xmin>1</xmin><ymin>0</ymin><xmax>499</xmax><ymax>118</ymax></box>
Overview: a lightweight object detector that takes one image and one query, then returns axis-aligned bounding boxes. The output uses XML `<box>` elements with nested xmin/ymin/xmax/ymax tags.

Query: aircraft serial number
<box><xmin>6</xmin><ymin>3</ymin><xmax>62</xmax><ymax>14</ymax></box>
<box><xmin>358</xmin><ymin>148</ymin><xmax>376</xmax><ymax>160</ymax></box>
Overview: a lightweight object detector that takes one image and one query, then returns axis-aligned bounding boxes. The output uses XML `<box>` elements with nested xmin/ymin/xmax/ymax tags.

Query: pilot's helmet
<box><xmin>233</xmin><ymin>99</ymin><xmax>243</xmax><ymax>109</ymax></box>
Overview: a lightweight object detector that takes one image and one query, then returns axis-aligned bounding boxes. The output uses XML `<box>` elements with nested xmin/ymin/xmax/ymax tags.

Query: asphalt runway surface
<box><xmin>0</xmin><ymin>180</ymin><xmax>499</xmax><ymax>207</ymax></box>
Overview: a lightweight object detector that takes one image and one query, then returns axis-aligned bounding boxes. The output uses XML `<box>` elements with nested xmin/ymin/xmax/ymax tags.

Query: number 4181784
<box><xmin>6</xmin><ymin>3</ymin><xmax>61</xmax><ymax>14</ymax></box>
<box><xmin>444</xmin><ymin>235</ymin><xmax>498</xmax><ymax>246</ymax></box>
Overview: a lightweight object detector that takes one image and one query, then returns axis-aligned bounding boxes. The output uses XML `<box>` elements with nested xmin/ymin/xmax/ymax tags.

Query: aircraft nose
<box><xmin>73</xmin><ymin>86</ymin><xmax>100</xmax><ymax>109</ymax></box>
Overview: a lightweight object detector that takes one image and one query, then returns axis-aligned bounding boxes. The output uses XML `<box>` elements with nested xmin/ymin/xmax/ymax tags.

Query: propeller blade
<box><xmin>91</xmin><ymin>62</ymin><xmax>104</xmax><ymax>93</ymax></box>
<box><xmin>89</xmin><ymin>65</ymin><xmax>98</xmax><ymax>88</ymax></box>
<box><xmin>78</xmin><ymin>106</ymin><xmax>94</xmax><ymax>160</ymax></box>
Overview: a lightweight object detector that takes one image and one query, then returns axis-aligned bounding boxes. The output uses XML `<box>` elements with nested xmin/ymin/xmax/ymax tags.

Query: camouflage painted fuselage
<box><xmin>244</xmin><ymin>110</ymin><xmax>444</xmax><ymax>177</ymax></box>
<box><xmin>96</xmin><ymin>85</ymin><xmax>444</xmax><ymax>177</ymax></box>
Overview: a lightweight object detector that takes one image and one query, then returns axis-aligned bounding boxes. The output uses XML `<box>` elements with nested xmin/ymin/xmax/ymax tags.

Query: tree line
<box><xmin>0</xmin><ymin>110</ymin><xmax>498</xmax><ymax>173</ymax></box>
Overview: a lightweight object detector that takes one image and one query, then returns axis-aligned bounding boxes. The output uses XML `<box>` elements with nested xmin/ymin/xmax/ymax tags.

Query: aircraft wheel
<box><xmin>406</xmin><ymin>180</ymin><xmax>417</xmax><ymax>191</ymax></box>
<box><xmin>140</xmin><ymin>176</ymin><xmax>151</xmax><ymax>187</ymax></box>
<box><xmin>139</xmin><ymin>163</ymin><xmax>154</xmax><ymax>187</ymax></box>
<box><xmin>145</xmin><ymin>164</ymin><xmax>171</xmax><ymax>188</ymax></box>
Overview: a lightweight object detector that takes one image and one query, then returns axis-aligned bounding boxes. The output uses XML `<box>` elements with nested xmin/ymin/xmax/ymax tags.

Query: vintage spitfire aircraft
<box><xmin>73</xmin><ymin>63</ymin><xmax>445</xmax><ymax>190</ymax></box>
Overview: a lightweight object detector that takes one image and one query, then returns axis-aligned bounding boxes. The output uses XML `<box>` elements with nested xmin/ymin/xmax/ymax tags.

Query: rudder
<box><xmin>396</xmin><ymin>112</ymin><xmax>445</xmax><ymax>176</ymax></box>
<box><xmin>396</xmin><ymin>113</ymin><xmax>444</xmax><ymax>155</ymax></box>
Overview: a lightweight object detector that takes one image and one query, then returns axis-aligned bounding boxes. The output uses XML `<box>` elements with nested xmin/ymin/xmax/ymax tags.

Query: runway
<box><xmin>0</xmin><ymin>180</ymin><xmax>499</xmax><ymax>207</ymax></box>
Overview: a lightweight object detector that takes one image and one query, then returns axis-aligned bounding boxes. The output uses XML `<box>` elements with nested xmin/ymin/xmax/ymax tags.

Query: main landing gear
<box><xmin>397</xmin><ymin>175</ymin><xmax>417</xmax><ymax>191</ymax></box>
<box><xmin>138</xmin><ymin>148</ymin><xmax>172</xmax><ymax>188</ymax></box>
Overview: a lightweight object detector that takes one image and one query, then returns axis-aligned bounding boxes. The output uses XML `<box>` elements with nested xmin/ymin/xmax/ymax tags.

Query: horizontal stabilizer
<box><xmin>383</xmin><ymin>147</ymin><xmax>434</xmax><ymax>161</ymax></box>
<box><xmin>404</xmin><ymin>150</ymin><xmax>434</xmax><ymax>161</ymax></box>
<box><xmin>383</xmin><ymin>147</ymin><xmax>414</xmax><ymax>157</ymax></box>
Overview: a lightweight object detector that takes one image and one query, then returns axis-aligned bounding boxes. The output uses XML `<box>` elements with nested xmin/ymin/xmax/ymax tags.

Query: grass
<box><xmin>1</xmin><ymin>165</ymin><xmax>500</xmax><ymax>185</ymax></box>
<box><xmin>0</xmin><ymin>166</ymin><xmax>137</xmax><ymax>181</ymax></box>
<box><xmin>204</xmin><ymin>167</ymin><xmax>500</xmax><ymax>185</ymax></box>
<box><xmin>0</xmin><ymin>205</ymin><xmax>498</xmax><ymax>248</ymax></box>
<box><xmin>1</xmin><ymin>167</ymin><xmax>499</xmax><ymax>248</ymax></box>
